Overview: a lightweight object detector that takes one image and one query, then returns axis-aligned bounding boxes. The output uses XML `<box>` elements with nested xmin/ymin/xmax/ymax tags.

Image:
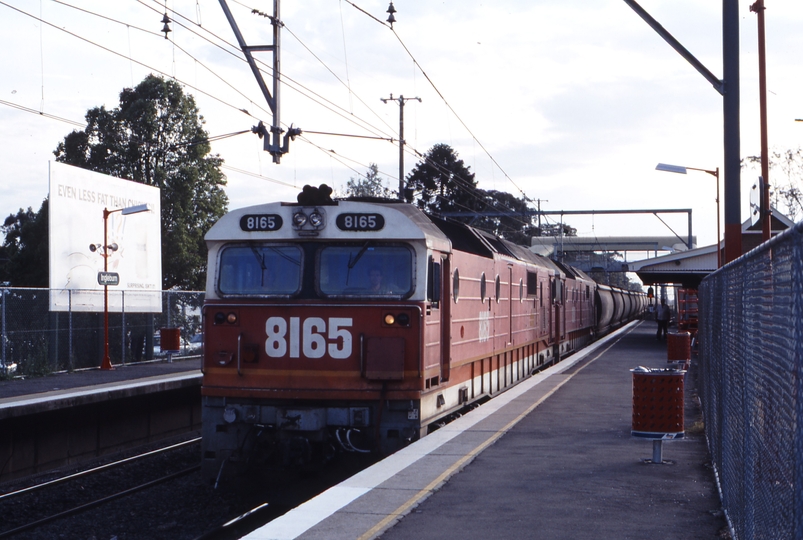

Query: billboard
<box><xmin>48</xmin><ymin>162</ymin><xmax>162</xmax><ymax>312</ymax></box>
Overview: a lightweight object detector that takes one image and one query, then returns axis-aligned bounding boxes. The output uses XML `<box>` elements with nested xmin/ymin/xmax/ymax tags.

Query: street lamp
<box><xmin>656</xmin><ymin>163</ymin><xmax>721</xmax><ymax>268</ymax></box>
<box><xmin>92</xmin><ymin>203</ymin><xmax>151</xmax><ymax>370</ymax></box>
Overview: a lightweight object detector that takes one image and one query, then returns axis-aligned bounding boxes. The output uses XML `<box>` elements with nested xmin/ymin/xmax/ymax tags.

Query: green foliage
<box><xmin>535</xmin><ymin>222</ymin><xmax>577</xmax><ymax>237</ymax></box>
<box><xmin>0</xmin><ymin>199</ymin><xmax>49</xmax><ymax>287</ymax></box>
<box><xmin>18</xmin><ymin>333</ymin><xmax>53</xmax><ymax>378</ymax></box>
<box><xmin>405</xmin><ymin>144</ymin><xmax>480</xmax><ymax>216</ymax></box>
<box><xmin>346</xmin><ymin>163</ymin><xmax>394</xmax><ymax>198</ymax></box>
<box><xmin>403</xmin><ymin>143</ymin><xmax>578</xmax><ymax>248</ymax></box>
<box><xmin>53</xmin><ymin>74</ymin><xmax>228</xmax><ymax>290</ymax></box>
<box><xmin>473</xmin><ymin>190</ymin><xmax>538</xmax><ymax>245</ymax></box>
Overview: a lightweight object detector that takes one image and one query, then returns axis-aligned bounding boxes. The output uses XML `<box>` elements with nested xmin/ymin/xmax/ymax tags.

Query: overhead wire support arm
<box><xmin>622</xmin><ymin>0</ymin><xmax>724</xmax><ymax>95</ymax></box>
<box><xmin>219</xmin><ymin>0</ymin><xmax>294</xmax><ymax>163</ymax></box>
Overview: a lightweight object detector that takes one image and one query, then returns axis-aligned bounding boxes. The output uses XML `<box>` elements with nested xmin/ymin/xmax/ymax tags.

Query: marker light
<box><xmin>226</xmin><ymin>312</ymin><xmax>238</xmax><ymax>324</ymax></box>
<box><xmin>384</xmin><ymin>314</ymin><xmax>396</xmax><ymax>325</ymax></box>
<box><xmin>292</xmin><ymin>212</ymin><xmax>308</xmax><ymax>227</ymax></box>
<box><xmin>309</xmin><ymin>211</ymin><xmax>323</xmax><ymax>227</ymax></box>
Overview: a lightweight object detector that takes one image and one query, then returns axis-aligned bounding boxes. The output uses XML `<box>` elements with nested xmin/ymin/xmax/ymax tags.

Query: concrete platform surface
<box><xmin>246</xmin><ymin>321</ymin><xmax>727</xmax><ymax>540</ymax></box>
<box><xmin>0</xmin><ymin>358</ymin><xmax>201</xmax><ymax>401</ymax></box>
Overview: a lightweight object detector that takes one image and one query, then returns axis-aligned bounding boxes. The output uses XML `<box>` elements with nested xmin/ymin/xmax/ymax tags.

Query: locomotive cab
<box><xmin>200</xmin><ymin>198</ymin><xmax>451</xmax><ymax>480</ymax></box>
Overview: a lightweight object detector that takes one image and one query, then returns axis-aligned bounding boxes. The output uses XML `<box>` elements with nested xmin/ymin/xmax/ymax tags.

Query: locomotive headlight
<box><xmin>226</xmin><ymin>312</ymin><xmax>238</xmax><ymax>324</ymax></box>
<box><xmin>292</xmin><ymin>212</ymin><xmax>308</xmax><ymax>227</ymax></box>
<box><xmin>396</xmin><ymin>313</ymin><xmax>410</xmax><ymax>326</ymax></box>
<box><xmin>309</xmin><ymin>211</ymin><xmax>323</xmax><ymax>227</ymax></box>
<box><xmin>214</xmin><ymin>312</ymin><xmax>226</xmax><ymax>325</ymax></box>
<box><xmin>384</xmin><ymin>314</ymin><xmax>396</xmax><ymax>325</ymax></box>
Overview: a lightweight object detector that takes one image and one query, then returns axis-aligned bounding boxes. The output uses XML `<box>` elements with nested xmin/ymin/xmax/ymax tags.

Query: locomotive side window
<box><xmin>218</xmin><ymin>244</ymin><xmax>302</xmax><ymax>296</ymax></box>
<box><xmin>495</xmin><ymin>275</ymin><xmax>501</xmax><ymax>303</ymax></box>
<box><xmin>519</xmin><ymin>278</ymin><xmax>524</xmax><ymax>302</ymax></box>
<box><xmin>480</xmin><ymin>273</ymin><xmax>487</xmax><ymax>301</ymax></box>
<box><xmin>526</xmin><ymin>271</ymin><xmax>538</xmax><ymax>297</ymax></box>
<box><xmin>318</xmin><ymin>244</ymin><xmax>413</xmax><ymax>297</ymax></box>
<box><xmin>427</xmin><ymin>256</ymin><xmax>441</xmax><ymax>308</ymax></box>
<box><xmin>453</xmin><ymin>268</ymin><xmax>460</xmax><ymax>303</ymax></box>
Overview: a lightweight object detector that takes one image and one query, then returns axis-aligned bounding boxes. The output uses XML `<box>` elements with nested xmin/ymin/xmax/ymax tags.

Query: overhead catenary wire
<box><xmin>199</xmin><ymin>0</ymin><xmax>533</xmax><ymax>219</ymax></box>
<box><xmin>341</xmin><ymin>0</ymin><xmax>529</xmax><ymax>202</ymax></box>
<box><xmin>0</xmin><ymin>1</ymin><xmax>263</xmax><ymax>122</ymax></box>
<box><xmin>3</xmin><ymin>0</ymin><xmax>539</xmax><ymax>227</ymax></box>
<box><xmin>0</xmin><ymin>98</ymin><xmax>84</xmax><ymax>128</ymax></box>
<box><xmin>139</xmin><ymin>0</ymin><xmax>398</xmax><ymax>142</ymax></box>
<box><xmin>14</xmin><ymin>0</ymin><xmax>400</xmax><ymax>173</ymax></box>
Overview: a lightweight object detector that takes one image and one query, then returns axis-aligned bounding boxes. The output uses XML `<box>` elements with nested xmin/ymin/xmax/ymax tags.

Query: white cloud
<box><xmin>1</xmin><ymin>0</ymin><xmax>801</xmax><ymax>250</ymax></box>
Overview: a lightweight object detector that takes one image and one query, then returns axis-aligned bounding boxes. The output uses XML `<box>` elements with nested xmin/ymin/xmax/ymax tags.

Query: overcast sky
<box><xmin>2</xmin><ymin>0</ymin><xmax>802</xmax><ymax>251</ymax></box>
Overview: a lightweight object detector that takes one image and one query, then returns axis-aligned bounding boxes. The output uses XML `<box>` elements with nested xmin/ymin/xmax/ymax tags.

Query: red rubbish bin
<box><xmin>667</xmin><ymin>332</ymin><xmax>691</xmax><ymax>364</ymax></box>
<box><xmin>631</xmin><ymin>367</ymin><xmax>685</xmax><ymax>440</ymax></box>
<box><xmin>160</xmin><ymin>328</ymin><xmax>181</xmax><ymax>352</ymax></box>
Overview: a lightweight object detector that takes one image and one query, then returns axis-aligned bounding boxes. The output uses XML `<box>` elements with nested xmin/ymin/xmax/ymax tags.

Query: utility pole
<box><xmin>534</xmin><ymin>199</ymin><xmax>548</xmax><ymax>232</ymax></box>
<box><xmin>219</xmin><ymin>0</ymin><xmax>300</xmax><ymax>163</ymax></box>
<box><xmin>381</xmin><ymin>94</ymin><xmax>421</xmax><ymax>200</ymax></box>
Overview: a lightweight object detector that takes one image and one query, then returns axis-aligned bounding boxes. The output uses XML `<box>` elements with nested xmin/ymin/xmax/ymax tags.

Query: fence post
<box><xmin>1</xmin><ymin>288</ymin><xmax>6</xmax><ymax>373</ymax></box>
<box><xmin>121</xmin><ymin>290</ymin><xmax>126</xmax><ymax>365</ymax></box>
<box><xmin>68</xmin><ymin>290</ymin><xmax>74</xmax><ymax>372</ymax></box>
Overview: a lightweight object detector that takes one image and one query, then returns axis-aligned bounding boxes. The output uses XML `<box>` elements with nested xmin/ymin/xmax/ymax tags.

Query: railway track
<box><xmin>0</xmin><ymin>438</ymin><xmax>204</xmax><ymax>539</ymax></box>
<box><xmin>0</xmin><ymin>436</ymin><xmax>376</xmax><ymax>539</ymax></box>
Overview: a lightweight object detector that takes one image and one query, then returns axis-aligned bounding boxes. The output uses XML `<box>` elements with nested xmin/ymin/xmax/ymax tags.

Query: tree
<box><xmin>473</xmin><ymin>190</ymin><xmax>538</xmax><ymax>245</ymax></box>
<box><xmin>405</xmin><ymin>144</ymin><xmax>481</xmax><ymax>216</ymax></box>
<box><xmin>345</xmin><ymin>163</ymin><xmax>393</xmax><ymax>198</ymax></box>
<box><xmin>743</xmin><ymin>148</ymin><xmax>803</xmax><ymax>221</ymax></box>
<box><xmin>53</xmin><ymin>74</ymin><xmax>228</xmax><ymax>290</ymax></box>
<box><xmin>0</xmin><ymin>200</ymin><xmax>49</xmax><ymax>287</ymax></box>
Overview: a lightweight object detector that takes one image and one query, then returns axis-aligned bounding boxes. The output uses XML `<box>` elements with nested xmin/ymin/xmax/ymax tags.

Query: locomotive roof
<box><xmin>205</xmin><ymin>199</ymin><xmax>452</xmax><ymax>252</ymax></box>
<box><xmin>428</xmin><ymin>215</ymin><xmax>564</xmax><ymax>274</ymax></box>
<box><xmin>206</xmin><ymin>198</ymin><xmax>566</xmax><ymax>275</ymax></box>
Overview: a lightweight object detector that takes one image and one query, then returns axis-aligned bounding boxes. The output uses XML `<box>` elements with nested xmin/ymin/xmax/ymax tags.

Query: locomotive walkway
<box><xmin>249</xmin><ymin>320</ymin><xmax>728</xmax><ymax>540</ymax></box>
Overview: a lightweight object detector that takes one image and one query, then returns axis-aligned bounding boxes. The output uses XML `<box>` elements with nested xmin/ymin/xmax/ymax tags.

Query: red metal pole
<box><xmin>751</xmin><ymin>0</ymin><xmax>771</xmax><ymax>242</ymax></box>
<box><xmin>101</xmin><ymin>208</ymin><xmax>113</xmax><ymax>370</ymax></box>
<box><xmin>715</xmin><ymin>168</ymin><xmax>721</xmax><ymax>268</ymax></box>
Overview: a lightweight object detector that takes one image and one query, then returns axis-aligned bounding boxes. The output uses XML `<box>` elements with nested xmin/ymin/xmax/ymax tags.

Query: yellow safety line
<box><xmin>356</xmin><ymin>323</ymin><xmax>638</xmax><ymax>540</ymax></box>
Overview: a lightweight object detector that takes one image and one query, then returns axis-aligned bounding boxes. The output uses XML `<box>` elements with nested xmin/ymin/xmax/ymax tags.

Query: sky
<box><xmin>1</xmin><ymin>0</ymin><xmax>802</xmax><ymax>255</ymax></box>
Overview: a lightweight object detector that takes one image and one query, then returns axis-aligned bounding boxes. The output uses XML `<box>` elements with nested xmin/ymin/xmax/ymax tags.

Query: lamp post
<box><xmin>91</xmin><ymin>204</ymin><xmax>150</xmax><ymax>370</ymax></box>
<box><xmin>656</xmin><ymin>163</ymin><xmax>721</xmax><ymax>268</ymax></box>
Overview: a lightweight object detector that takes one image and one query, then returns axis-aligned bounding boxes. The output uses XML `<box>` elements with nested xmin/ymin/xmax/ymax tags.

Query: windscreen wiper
<box><xmin>347</xmin><ymin>241</ymin><xmax>371</xmax><ymax>270</ymax></box>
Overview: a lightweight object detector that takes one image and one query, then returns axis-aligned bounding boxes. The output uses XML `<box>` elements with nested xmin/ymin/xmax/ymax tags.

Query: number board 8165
<box><xmin>336</xmin><ymin>213</ymin><xmax>385</xmax><ymax>232</ymax></box>
<box><xmin>240</xmin><ymin>214</ymin><xmax>283</xmax><ymax>232</ymax></box>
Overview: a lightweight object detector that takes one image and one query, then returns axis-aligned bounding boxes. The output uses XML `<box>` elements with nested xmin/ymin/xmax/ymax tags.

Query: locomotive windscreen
<box><xmin>318</xmin><ymin>244</ymin><xmax>413</xmax><ymax>297</ymax></box>
<box><xmin>218</xmin><ymin>244</ymin><xmax>302</xmax><ymax>295</ymax></box>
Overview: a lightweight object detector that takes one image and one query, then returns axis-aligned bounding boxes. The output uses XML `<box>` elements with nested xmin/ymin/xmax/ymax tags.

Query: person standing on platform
<box><xmin>656</xmin><ymin>299</ymin><xmax>670</xmax><ymax>341</ymax></box>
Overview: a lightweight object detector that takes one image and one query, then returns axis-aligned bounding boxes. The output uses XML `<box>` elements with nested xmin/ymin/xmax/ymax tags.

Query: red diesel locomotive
<box><xmin>200</xmin><ymin>191</ymin><xmax>644</xmax><ymax>479</ymax></box>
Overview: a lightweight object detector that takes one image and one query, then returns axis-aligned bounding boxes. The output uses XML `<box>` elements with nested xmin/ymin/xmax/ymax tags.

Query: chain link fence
<box><xmin>0</xmin><ymin>289</ymin><xmax>204</xmax><ymax>376</ymax></box>
<box><xmin>699</xmin><ymin>221</ymin><xmax>803</xmax><ymax>540</ymax></box>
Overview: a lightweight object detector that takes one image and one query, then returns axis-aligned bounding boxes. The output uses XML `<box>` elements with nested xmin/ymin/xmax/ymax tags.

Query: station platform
<box><xmin>246</xmin><ymin>320</ymin><xmax>727</xmax><ymax>540</ymax></box>
<box><xmin>0</xmin><ymin>358</ymin><xmax>203</xmax><ymax>481</ymax></box>
<box><xmin>0</xmin><ymin>357</ymin><xmax>201</xmax><ymax>406</ymax></box>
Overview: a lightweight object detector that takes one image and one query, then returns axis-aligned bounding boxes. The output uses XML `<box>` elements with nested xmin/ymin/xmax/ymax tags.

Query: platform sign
<box><xmin>98</xmin><ymin>272</ymin><xmax>120</xmax><ymax>286</ymax></box>
<box><xmin>48</xmin><ymin>162</ymin><xmax>162</xmax><ymax>313</ymax></box>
